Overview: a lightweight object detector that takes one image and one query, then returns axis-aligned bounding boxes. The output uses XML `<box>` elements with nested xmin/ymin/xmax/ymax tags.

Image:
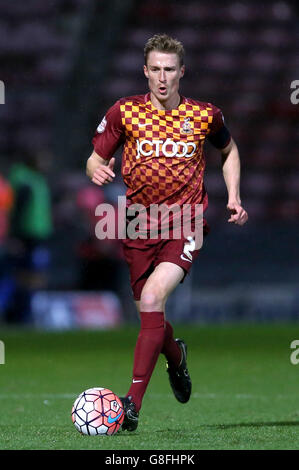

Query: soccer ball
<box><xmin>71</xmin><ymin>387</ymin><xmax>124</xmax><ymax>436</ymax></box>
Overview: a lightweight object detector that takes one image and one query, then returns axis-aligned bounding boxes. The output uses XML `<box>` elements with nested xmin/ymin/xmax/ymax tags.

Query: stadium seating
<box><xmin>0</xmin><ymin>0</ymin><xmax>94</xmax><ymax>157</ymax></box>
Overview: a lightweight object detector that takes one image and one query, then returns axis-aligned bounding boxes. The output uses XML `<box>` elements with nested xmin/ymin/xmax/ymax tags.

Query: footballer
<box><xmin>86</xmin><ymin>33</ymin><xmax>248</xmax><ymax>431</ymax></box>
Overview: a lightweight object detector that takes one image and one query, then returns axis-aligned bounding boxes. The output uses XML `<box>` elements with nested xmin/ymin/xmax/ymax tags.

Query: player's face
<box><xmin>144</xmin><ymin>51</ymin><xmax>185</xmax><ymax>109</ymax></box>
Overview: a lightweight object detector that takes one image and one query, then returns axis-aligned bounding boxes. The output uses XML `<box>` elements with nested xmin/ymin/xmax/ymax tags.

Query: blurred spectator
<box><xmin>0</xmin><ymin>174</ymin><xmax>14</xmax><ymax>245</ymax></box>
<box><xmin>6</xmin><ymin>150</ymin><xmax>53</xmax><ymax>323</ymax></box>
<box><xmin>0</xmin><ymin>174</ymin><xmax>14</xmax><ymax>320</ymax></box>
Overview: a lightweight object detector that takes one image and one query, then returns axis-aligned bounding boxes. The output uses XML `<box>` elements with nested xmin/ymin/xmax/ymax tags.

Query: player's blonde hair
<box><xmin>144</xmin><ymin>34</ymin><xmax>185</xmax><ymax>67</ymax></box>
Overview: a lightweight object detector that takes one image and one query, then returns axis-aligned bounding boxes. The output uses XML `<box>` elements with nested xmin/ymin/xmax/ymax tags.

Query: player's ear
<box><xmin>144</xmin><ymin>64</ymin><xmax>149</xmax><ymax>78</ymax></box>
<box><xmin>180</xmin><ymin>65</ymin><xmax>185</xmax><ymax>78</ymax></box>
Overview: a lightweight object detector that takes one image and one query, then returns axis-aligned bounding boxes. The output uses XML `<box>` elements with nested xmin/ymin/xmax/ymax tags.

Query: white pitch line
<box><xmin>148</xmin><ymin>393</ymin><xmax>284</xmax><ymax>400</ymax></box>
<box><xmin>0</xmin><ymin>393</ymin><xmax>76</xmax><ymax>400</ymax></box>
<box><xmin>0</xmin><ymin>392</ymin><xmax>293</xmax><ymax>401</ymax></box>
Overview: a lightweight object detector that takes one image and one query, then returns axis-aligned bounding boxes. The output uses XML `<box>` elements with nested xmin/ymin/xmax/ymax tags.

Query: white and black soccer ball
<box><xmin>71</xmin><ymin>387</ymin><xmax>124</xmax><ymax>436</ymax></box>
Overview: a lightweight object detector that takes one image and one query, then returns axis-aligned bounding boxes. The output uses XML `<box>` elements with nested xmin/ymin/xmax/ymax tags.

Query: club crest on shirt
<box><xmin>181</xmin><ymin>117</ymin><xmax>192</xmax><ymax>134</ymax></box>
<box><xmin>97</xmin><ymin>116</ymin><xmax>107</xmax><ymax>133</ymax></box>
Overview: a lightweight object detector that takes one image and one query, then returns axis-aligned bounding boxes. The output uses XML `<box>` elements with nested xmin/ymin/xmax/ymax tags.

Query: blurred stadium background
<box><xmin>0</xmin><ymin>0</ymin><xmax>299</xmax><ymax>329</ymax></box>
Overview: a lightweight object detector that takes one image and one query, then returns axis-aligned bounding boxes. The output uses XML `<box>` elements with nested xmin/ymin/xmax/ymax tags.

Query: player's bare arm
<box><xmin>221</xmin><ymin>138</ymin><xmax>248</xmax><ymax>226</ymax></box>
<box><xmin>86</xmin><ymin>151</ymin><xmax>115</xmax><ymax>186</ymax></box>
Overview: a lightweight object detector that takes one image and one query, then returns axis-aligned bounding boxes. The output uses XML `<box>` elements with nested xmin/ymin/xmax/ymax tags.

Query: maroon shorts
<box><xmin>122</xmin><ymin>235</ymin><xmax>202</xmax><ymax>300</ymax></box>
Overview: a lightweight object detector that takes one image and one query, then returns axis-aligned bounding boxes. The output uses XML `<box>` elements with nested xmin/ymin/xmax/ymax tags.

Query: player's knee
<box><xmin>140</xmin><ymin>289</ymin><xmax>165</xmax><ymax>311</ymax></box>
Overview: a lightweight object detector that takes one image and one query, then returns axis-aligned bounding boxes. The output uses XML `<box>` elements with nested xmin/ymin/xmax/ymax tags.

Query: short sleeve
<box><xmin>207</xmin><ymin>104</ymin><xmax>231</xmax><ymax>149</ymax></box>
<box><xmin>92</xmin><ymin>101</ymin><xmax>124</xmax><ymax>160</ymax></box>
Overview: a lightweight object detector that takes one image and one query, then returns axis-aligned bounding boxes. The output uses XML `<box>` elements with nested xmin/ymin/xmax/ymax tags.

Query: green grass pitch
<box><xmin>0</xmin><ymin>324</ymin><xmax>299</xmax><ymax>450</ymax></box>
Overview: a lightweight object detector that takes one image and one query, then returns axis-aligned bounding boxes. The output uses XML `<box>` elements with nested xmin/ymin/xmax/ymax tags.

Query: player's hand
<box><xmin>227</xmin><ymin>201</ymin><xmax>248</xmax><ymax>226</ymax></box>
<box><xmin>92</xmin><ymin>157</ymin><xmax>115</xmax><ymax>186</ymax></box>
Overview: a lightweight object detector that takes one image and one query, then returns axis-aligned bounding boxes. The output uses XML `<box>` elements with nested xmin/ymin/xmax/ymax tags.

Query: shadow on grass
<box><xmin>207</xmin><ymin>421</ymin><xmax>299</xmax><ymax>430</ymax></box>
<box><xmin>152</xmin><ymin>420</ymin><xmax>299</xmax><ymax>434</ymax></box>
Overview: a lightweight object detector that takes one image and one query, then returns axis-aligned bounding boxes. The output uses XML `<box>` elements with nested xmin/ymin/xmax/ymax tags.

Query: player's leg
<box><xmin>134</xmin><ymin>236</ymin><xmax>193</xmax><ymax>373</ymax></box>
<box><xmin>121</xmin><ymin>236</ymin><xmax>197</xmax><ymax>430</ymax></box>
<box><xmin>123</xmin><ymin>262</ymin><xmax>184</xmax><ymax>419</ymax></box>
<box><xmin>134</xmin><ymin>275</ymin><xmax>191</xmax><ymax>405</ymax></box>
<box><xmin>134</xmin><ymin>300</ymin><xmax>181</xmax><ymax>370</ymax></box>
<box><xmin>140</xmin><ymin>261</ymin><xmax>184</xmax><ymax>311</ymax></box>
<box><xmin>130</xmin><ymin>236</ymin><xmax>197</xmax><ymax>408</ymax></box>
